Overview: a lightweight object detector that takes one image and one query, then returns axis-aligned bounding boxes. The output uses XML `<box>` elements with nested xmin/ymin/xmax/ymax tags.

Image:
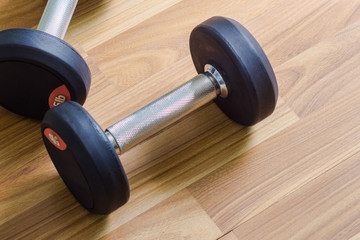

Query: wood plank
<box><xmin>87</xmin><ymin>0</ymin><xmax>284</xmax><ymax>91</ymax></box>
<box><xmin>0</xmin><ymin>0</ymin><xmax>44</xmax><ymax>30</ymax></box>
<box><xmin>1</xmin><ymin>0</ymin><xmax>360</xmax><ymax>239</ymax></box>
<box><xmin>278</xmin><ymin>20</ymin><xmax>360</xmax><ymax>117</ymax></box>
<box><xmin>233</xmin><ymin>147</ymin><xmax>360</xmax><ymax>239</ymax></box>
<box><xmin>102</xmin><ymin>189</ymin><xmax>222</xmax><ymax>240</ymax></box>
<box><xmin>74</xmin><ymin>0</ymin><xmax>286</xmax><ymax>51</ymax></box>
<box><xmin>218</xmin><ymin>232</ymin><xmax>239</xmax><ymax>240</ymax></box>
<box><xmin>188</xmin><ymin>88</ymin><xmax>360</xmax><ymax>232</ymax></box>
<box><xmin>253</xmin><ymin>0</ymin><xmax>360</xmax><ymax>67</ymax></box>
<box><xmin>0</xmin><ymin>122</ymin><xmax>68</xmax><ymax>229</ymax></box>
<box><xmin>86</xmin><ymin>0</ymin><xmax>359</xmax><ymax>94</ymax></box>
<box><xmin>69</xmin><ymin>0</ymin><xmax>183</xmax><ymax>51</ymax></box>
<box><xmin>0</xmin><ymin>189</ymin><xmax>80</xmax><ymax>239</ymax></box>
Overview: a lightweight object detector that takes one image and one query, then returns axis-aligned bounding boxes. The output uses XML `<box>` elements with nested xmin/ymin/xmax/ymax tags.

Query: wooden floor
<box><xmin>1</xmin><ymin>0</ymin><xmax>360</xmax><ymax>239</ymax></box>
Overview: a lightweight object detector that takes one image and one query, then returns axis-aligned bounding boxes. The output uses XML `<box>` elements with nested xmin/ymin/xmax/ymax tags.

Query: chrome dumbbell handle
<box><xmin>37</xmin><ymin>0</ymin><xmax>78</xmax><ymax>39</ymax></box>
<box><xmin>106</xmin><ymin>64</ymin><xmax>228</xmax><ymax>154</ymax></box>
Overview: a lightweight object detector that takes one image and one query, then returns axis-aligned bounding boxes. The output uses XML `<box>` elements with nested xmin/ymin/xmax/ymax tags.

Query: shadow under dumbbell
<box><xmin>0</xmin><ymin>182</ymin><xmax>108</xmax><ymax>239</ymax></box>
<box><xmin>0</xmin><ymin>106</ymin><xmax>25</xmax><ymax>131</ymax></box>
<box><xmin>124</xmin><ymin>102</ymin><xmax>252</xmax><ymax>194</ymax></box>
<box><xmin>122</xmin><ymin>103</ymin><xmax>232</xmax><ymax>173</ymax></box>
<box><xmin>0</xmin><ymin>119</ymin><xmax>108</xmax><ymax>238</ymax></box>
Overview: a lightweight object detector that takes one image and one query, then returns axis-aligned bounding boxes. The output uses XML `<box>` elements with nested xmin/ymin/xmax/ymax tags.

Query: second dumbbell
<box><xmin>0</xmin><ymin>0</ymin><xmax>90</xmax><ymax>118</ymax></box>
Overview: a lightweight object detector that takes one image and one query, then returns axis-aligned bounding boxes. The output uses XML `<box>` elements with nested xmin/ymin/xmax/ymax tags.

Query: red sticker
<box><xmin>44</xmin><ymin>128</ymin><xmax>67</xmax><ymax>151</ymax></box>
<box><xmin>48</xmin><ymin>85</ymin><xmax>71</xmax><ymax>108</ymax></box>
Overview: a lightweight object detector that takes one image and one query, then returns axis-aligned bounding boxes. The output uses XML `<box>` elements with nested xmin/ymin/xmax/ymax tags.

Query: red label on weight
<box><xmin>48</xmin><ymin>85</ymin><xmax>71</xmax><ymax>108</ymax></box>
<box><xmin>44</xmin><ymin>128</ymin><xmax>67</xmax><ymax>151</ymax></box>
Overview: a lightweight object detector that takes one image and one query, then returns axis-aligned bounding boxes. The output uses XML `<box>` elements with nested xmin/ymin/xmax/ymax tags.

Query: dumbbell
<box><xmin>41</xmin><ymin>16</ymin><xmax>278</xmax><ymax>214</ymax></box>
<box><xmin>0</xmin><ymin>0</ymin><xmax>90</xmax><ymax>119</ymax></box>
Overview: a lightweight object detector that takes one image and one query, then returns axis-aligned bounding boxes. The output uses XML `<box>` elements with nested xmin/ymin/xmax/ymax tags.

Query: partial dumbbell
<box><xmin>41</xmin><ymin>16</ymin><xmax>278</xmax><ymax>214</ymax></box>
<box><xmin>0</xmin><ymin>0</ymin><xmax>90</xmax><ymax>119</ymax></box>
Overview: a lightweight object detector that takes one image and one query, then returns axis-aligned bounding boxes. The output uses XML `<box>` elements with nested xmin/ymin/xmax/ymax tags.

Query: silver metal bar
<box><xmin>37</xmin><ymin>0</ymin><xmax>78</xmax><ymax>39</ymax></box>
<box><xmin>106</xmin><ymin>73</ymin><xmax>219</xmax><ymax>154</ymax></box>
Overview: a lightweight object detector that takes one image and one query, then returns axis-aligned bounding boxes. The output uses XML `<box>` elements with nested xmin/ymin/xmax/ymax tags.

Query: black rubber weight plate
<box><xmin>190</xmin><ymin>17</ymin><xmax>278</xmax><ymax>125</ymax></box>
<box><xmin>0</xmin><ymin>28</ymin><xmax>91</xmax><ymax>119</ymax></box>
<box><xmin>41</xmin><ymin>101</ymin><xmax>129</xmax><ymax>214</ymax></box>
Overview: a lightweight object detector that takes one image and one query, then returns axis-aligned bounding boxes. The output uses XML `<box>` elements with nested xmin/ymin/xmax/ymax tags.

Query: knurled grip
<box><xmin>37</xmin><ymin>0</ymin><xmax>78</xmax><ymax>39</ymax></box>
<box><xmin>106</xmin><ymin>74</ymin><xmax>218</xmax><ymax>153</ymax></box>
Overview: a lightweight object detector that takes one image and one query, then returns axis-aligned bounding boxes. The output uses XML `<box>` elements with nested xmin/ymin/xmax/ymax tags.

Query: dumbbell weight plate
<box><xmin>41</xmin><ymin>101</ymin><xmax>129</xmax><ymax>214</ymax></box>
<box><xmin>0</xmin><ymin>28</ymin><xmax>91</xmax><ymax>119</ymax></box>
<box><xmin>190</xmin><ymin>17</ymin><xmax>278</xmax><ymax>125</ymax></box>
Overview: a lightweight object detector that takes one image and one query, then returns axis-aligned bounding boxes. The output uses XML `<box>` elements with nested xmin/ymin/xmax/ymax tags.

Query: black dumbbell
<box><xmin>41</xmin><ymin>17</ymin><xmax>278</xmax><ymax>214</ymax></box>
<box><xmin>0</xmin><ymin>0</ymin><xmax>91</xmax><ymax>119</ymax></box>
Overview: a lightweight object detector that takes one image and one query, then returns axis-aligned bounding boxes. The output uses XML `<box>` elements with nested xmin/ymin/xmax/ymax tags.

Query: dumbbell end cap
<box><xmin>41</xmin><ymin>101</ymin><xmax>129</xmax><ymax>214</ymax></box>
<box><xmin>190</xmin><ymin>16</ymin><xmax>278</xmax><ymax>125</ymax></box>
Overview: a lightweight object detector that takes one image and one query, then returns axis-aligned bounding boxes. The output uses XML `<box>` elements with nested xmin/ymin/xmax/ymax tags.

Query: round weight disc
<box><xmin>41</xmin><ymin>101</ymin><xmax>129</xmax><ymax>214</ymax></box>
<box><xmin>0</xmin><ymin>28</ymin><xmax>91</xmax><ymax>119</ymax></box>
<box><xmin>190</xmin><ymin>17</ymin><xmax>278</xmax><ymax>125</ymax></box>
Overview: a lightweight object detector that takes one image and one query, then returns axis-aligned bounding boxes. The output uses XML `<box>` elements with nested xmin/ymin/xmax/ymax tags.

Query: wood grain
<box><xmin>218</xmin><ymin>232</ymin><xmax>239</xmax><ymax>240</ymax></box>
<box><xmin>1</xmin><ymin>0</ymin><xmax>360</xmax><ymax>239</ymax></box>
<box><xmin>87</xmin><ymin>0</ymin><xmax>284</xmax><ymax>91</ymax></box>
<box><xmin>102</xmin><ymin>189</ymin><xmax>221</xmax><ymax>240</ymax></box>
<box><xmin>0</xmin><ymin>0</ymin><xmax>44</xmax><ymax>29</ymax></box>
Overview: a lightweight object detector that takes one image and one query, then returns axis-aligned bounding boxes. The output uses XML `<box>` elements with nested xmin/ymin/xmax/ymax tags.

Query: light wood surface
<box><xmin>1</xmin><ymin>0</ymin><xmax>360</xmax><ymax>239</ymax></box>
